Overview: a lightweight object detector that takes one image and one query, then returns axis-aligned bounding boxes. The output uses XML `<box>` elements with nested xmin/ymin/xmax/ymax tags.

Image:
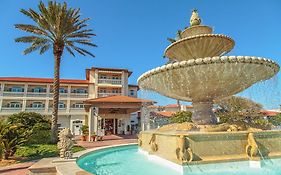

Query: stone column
<box><xmin>141</xmin><ymin>102</ymin><xmax>150</xmax><ymax>131</ymax></box>
<box><xmin>88</xmin><ymin>107</ymin><xmax>98</xmax><ymax>141</ymax></box>
<box><xmin>88</xmin><ymin>108</ymin><xmax>92</xmax><ymax>142</ymax></box>
<box><xmin>192</xmin><ymin>101</ymin><xmax>217</xmax><ymax>125</ymax></box>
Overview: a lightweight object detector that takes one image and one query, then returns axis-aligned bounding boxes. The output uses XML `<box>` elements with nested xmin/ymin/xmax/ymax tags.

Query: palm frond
<box><xmin>15</xmin><ymin>24</ymin><xmax>48</xmax><ymax>36</ymax></box>
<box><xmin>15</xmin><ymin>36</ymin><xmax>44</xmax><ymax>43</ymax></box>
<box><xmin>39</xmin><ymin>44</ymin><xmax>51</xmax><ymax>54</ymax></box>
<box><xmin>65</xmin><ymin>46</ymin><xmax>75</xmax><ymax>57</ymax></box>
<box><xmin>71</xmin><ymin>45</ymin><xmax>95</xmax><ymax>57</ymax></box>
<box><xmin>71</xmin><ymin>39</ymin><xmax>97</xmax><ymax>47</ymax></box>
<box><xmin>15</xmin><ymin>1</ymin><xmax>96</xmax><ymax>57</ymax></box>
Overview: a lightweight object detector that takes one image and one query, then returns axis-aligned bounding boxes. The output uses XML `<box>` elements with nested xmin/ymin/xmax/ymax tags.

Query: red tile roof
<box><xmin>84</xmin><ymin>95</ymin><xmax>153</xmax><ymax>104</ymax></box>
<box><xmin>0</xmin><ymin>77</ymin><xmax>89</xmax><ymax>84</ymax></box>
<box><xmin>151</xmin><ymin>111</ymin><xmax>175</xmax><ymax>118</ymax></box>
<box><xmin>165</xmin><ymin>104</ymin><xmax>193</xmax><ymax>108</ymax></box>
<box><xmin>260</xmin><ymin>110</ymin><xmax>281</xmax><ymax>117</ymax></box>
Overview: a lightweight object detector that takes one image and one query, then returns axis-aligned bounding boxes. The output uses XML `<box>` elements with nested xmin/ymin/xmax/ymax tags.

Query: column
<box><xmin>66</xmin><ymin>85</ymin><xmax>71</xmax><ymax>113</ymax></box>
<box><xmin>88</xmin><ymin>106</ymin><xmax>98</xmax><ymax>141</ymax></box>
<box><xmin>0</xmin><ymin>83</ymin><xmax>4</xmax><ymax>112</ymax></box>
<box><xmin>88</xmin><ymin>108</ymin><xmax>92</xmax><ymax>142</ymax></box>
<box><xmin>24</xmin><ymin>83</ymin><xmax>28</xmax><ymax>97</ymax></box>
<box><xmin>0</xmin><ymin>99</ymin><xmax>2</xmax><ymax>112</ymax></box>
<box><xmin>113</xmin><ymin>117</ymin><xmax>116</xmax><ymax>134</ymax></box>
<box><xmin>141</xmin><ymin>102</ymin><xmax>150</xmax><ymax>131</ymax></box>
<box><xmin>0</xmin><ymin>83</ymin><xmax>4</xmax><ymax>96</ymax></box>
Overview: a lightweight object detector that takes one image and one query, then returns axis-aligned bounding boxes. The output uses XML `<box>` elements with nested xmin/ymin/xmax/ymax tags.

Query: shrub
<box><xmin>15</xmin><ymin>144</ymin><xmax>85</xmax><ymax>161</ymax></box>
<box><xmin>7</xmin><ymin>112</ymin><xmax>51</xmax><ymax>144</ymax></box>
<box><xmin>268</xmin><ymin>114</ymin><xmax>281</xmax><ymax>126</ymax></box>
<box><xmin>0</xmin><ymin>122</ymin><xmax>28</xmax><ymax>159</ymax></box>
<box><xmin>81</xmin><ymin>125</ymin><xmax>89</xmax><ymax>135</ymax></box>
<box><xmin>170</xmin><ymin>111</ymin><xmax>192</xmax><ymax>123</ymax></box>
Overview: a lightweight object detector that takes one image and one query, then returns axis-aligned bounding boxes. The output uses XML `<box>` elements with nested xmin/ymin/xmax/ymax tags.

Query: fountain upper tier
<box><xmin>138</xmin><ymin>56</ymin><xmax>279</xmax><ymax>102</ymax></box>
<box><xmin>164</xmin><ymin>11</ymin><xmax>235</xmax><ymax>61</ymax></box>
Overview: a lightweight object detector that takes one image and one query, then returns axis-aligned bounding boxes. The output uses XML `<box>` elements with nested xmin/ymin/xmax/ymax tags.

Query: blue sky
<box><xmin>0</xmin><ymin>0</ymin><xmax>280</xmax><ymax>109</ymax></box>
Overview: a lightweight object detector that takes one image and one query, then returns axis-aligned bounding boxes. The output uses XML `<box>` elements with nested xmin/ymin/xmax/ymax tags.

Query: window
<box><xmin>130</xmin><ymin>90</ymin><xmax>135</xmax><ymax>96</ymax></box>
<box><xmin>99</xmin><ymin>74</ymin><xmax>107</xmax><ymax>79</ymax></box>
<box><xmin>33</xmin><ymin>87</ymin><xmax>45</xmax><ymax>93</ymax></box>
<box><xmin>11</xmin><ymin>87</ymin><xmax>23</xmax><ymax>92</ymax></box>
<box><xmin>76</xmin><ymin>89</ymin><xmax>87</xmax><ymax>94</ymax></box>
<box><xmin>32</xmin><ymin>102</ymin><xmax>44</xmax><ymax>108</ymax></box>
<box><xmin>59</xmin><ymin>88</ymin><xmax>67</xmax><ymax>93</ymax></box>
<box><xmin>59</xmin><ymin>102</ymin><xmax>66</xmax><ymax>109</ymax></box>
<box><xmin>99</xmin><ymin>89</ymin><xmax>106</xmax><ymax>93</ymax></box>
<box><xmin>9</xmin><ymin>102</ymin><xmax>21</xmax><ymax>108</ymax></box>
<box><xmin>112</xmin><ymin>89</ymin><xmax>120</xmax><ymax>94</ymax></box>
<box><xmin>73</xmin><ymin>103</ymin><xmax>84</xmax><ymax>108</ymax></box>
<box><xmin>112</xmin><ymin>75</ymin><xmax>120</xmax><ymax>80</ymax></box>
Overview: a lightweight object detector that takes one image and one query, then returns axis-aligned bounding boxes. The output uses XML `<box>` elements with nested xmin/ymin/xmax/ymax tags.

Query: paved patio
<box><xmin>76</xmin><ymin>134</ymin><xmax>137</xmax><ymax>149</ymax></box>
<box><xmin>0</xmin><ymin>134</ymin><xmax>137</xmax><ymax>175</ymax></box>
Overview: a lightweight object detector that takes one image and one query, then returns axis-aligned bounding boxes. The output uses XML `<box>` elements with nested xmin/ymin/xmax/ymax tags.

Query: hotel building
<box><xmin>0</xmin><ymin>67</ymin><xmax>145</xmax><ymax>136</ymax></box>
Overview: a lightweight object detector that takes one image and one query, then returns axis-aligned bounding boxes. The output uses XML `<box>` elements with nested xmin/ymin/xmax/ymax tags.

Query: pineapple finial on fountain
<box><xmin>190</xmin><ymin>9</ymin><xmax>201</xmax><ymax>26</ymax></box>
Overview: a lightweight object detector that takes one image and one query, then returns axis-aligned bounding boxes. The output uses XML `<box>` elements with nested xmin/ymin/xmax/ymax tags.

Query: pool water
<box><xmin>77</xmin><ymin>145</ymin><xmax>281</xmax><ymax>175</ymax></box>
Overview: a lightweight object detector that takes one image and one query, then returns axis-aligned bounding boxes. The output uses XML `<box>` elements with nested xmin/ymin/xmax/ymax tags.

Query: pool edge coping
<box><xmin>57</xmin><ymin>143</ymin><xmax>138</xmax><ymax>175</ymax></box>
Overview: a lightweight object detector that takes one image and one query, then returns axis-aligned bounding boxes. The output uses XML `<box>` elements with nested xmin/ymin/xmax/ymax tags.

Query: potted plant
<box><xmin>91</xmin><ymin>132</ymin><xmax>97</xmax><ymax>142</ymax></box>
<box><xmin>81</xmin><ymin>125</ymin><xmax>89</xmax><ymax>141</ymax></box>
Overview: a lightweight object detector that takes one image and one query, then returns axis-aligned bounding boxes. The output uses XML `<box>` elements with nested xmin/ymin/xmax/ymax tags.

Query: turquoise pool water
<box><xmin>77</xmin><ymin>145</ymin><xmax>281</xmax><ymax>175</ymax></box>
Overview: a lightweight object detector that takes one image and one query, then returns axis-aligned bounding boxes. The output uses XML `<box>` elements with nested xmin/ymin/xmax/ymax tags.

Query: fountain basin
<box><xmin>138</xmin><ymin>56</ymin><xmax>279</xmax><ymax>102</ymax></box>
<box><xmin>164</xmin><ymin>34</ymin><xmax>234</xmax><ymax>61</ymax></box>
<box><xmin>181</xmin><ymin>25</ymin><xmax>213</xmax><ymax>38</ymax></box>
<box><xmin>139</xmin><ymin>130</ymin><xmax>281</xmax><ymax>165</ymax></box>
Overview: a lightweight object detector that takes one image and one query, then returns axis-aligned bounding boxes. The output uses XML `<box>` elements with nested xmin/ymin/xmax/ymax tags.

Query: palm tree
<box><xmin>15</xmin><ymin>1</ymin><xmax>96</xmax><ymax>143</ymax></box>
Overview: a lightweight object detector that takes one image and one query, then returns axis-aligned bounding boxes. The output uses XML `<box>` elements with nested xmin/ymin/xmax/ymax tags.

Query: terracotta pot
<box><xmin>91</xmin><ymin>135</ymin><xmax>96</xmax><ymax>141</ymax></box>
<box><xmin>81</xmin><ymin>135</ymin><xmax>88</xmax><ymax>141</ymax></box>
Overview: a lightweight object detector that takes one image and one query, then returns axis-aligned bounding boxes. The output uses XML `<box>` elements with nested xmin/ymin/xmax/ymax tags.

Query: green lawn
<box><xmin>15</xmin><ymin>144</ymin><xmax>85</xmax><ymax>162</ymax></box>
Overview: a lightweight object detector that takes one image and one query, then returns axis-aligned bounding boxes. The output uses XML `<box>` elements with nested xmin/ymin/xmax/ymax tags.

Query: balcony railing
<box><xmin>3</xmin><ymin>91</ymin><xmax>24</xmax><ymax>97</ymax></box>
<box><xmin>1</xmin><ymin>107</ymin><xmax>22</xmax><ymax>112</ymax></box>
<box><xmin>98</xmin><ymin>92</ymin><xmax>122</xmax><ymax>97</ymax></box>
<box><xmin>25</xmin><ymin>107</ymin><xmax>45</xmax><ymax>111</ymax></box>
<box><xmin>69</xmin><ymin>108</ymin><xmax>85</xmax><ymax>113</ymax></box>
<box><xmin>49</xmin><ymin>93</ymin><xmax>68</xmax><ymax>97</ymax></box>
<box><xmin>26</xmin><ymin>92</ymin><xmax>47</xmax><ymax>97</ymax></box>
<box><xmin>98</xmin><ymin>79</ymin><xmax>122</xmax><ymax>85</ymax></box>
<box><xmin>48</xmin><ymin>108</ymin><xmax>67</xmax><ymax>112</ymax></box>
<box><xmin>70</xmin><ymin>93</ymin><xmax>88</xmax><ymax>98</ymax></box>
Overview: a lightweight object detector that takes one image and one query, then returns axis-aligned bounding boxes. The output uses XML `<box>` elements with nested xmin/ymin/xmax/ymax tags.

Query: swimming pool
<box><xmin>77</xmin><ymin>145</ymin><xmax>281</xmax><ymax>175</ymax></box>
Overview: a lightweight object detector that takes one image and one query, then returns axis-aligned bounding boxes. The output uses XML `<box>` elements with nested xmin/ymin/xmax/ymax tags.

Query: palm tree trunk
<box><xmin>51</xmin><ymin>44</ymin><xmax>63</xmax><ymax>144</ymax></box>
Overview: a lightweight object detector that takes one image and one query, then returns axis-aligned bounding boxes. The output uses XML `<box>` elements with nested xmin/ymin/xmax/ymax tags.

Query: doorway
<box><xmin>103</xmin><ymin>118</ymin><xmax>118</xmax><ymax>135</ymax></box>
<box><xmin>72</xmin><ymin>120</ymin><xmax>83</xmax><ymax>135</ymax></box>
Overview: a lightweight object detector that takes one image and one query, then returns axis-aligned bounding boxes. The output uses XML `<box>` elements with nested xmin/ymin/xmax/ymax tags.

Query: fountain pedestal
<box><xmin>192</xmin><ymin>102</ymin><xmax>217</xmax><ymax>124</ymax></box>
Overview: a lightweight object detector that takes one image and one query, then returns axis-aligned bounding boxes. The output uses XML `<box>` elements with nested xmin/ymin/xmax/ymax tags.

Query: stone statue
<box><xmin>246</xmin><ymin>132</ymin><xmax>258</xmax><ymax>159</ymax></box>
<box><xmin>190</xmin><ymin>9</ymin><xmax>201</xmax><ymax>26</ymax></box>
<box><xmin>57</xmin><ymin>128</ymin><xmax>74</xmax><ymax>159</ymax></box>
<box><xmin>149</xmin><ymin>134</ymin><xmax>158</xmax><ymax>152</ymax></box>
<box><xmin>176</xmin><ymin>135</ymin><xmax>193</xmax><ymax>163</ymax></box>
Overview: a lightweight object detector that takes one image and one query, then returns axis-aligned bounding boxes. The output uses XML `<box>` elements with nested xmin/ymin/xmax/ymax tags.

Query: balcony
<box><xmin>3</xmin><ymin>91</ymin><xmax>24</xmax><ymax>97</ymax></box>
<box><xmin>25</xmin><ymin>107</ymin><xmax>45</xmax><ymax>112</ymax></box>
<box><xmin>69</xmin><ymin>108</ymin><xmax>85</xmax><ymax>113</ymax></box>
<box><xmin>70</xmin><ymin>93</ymin><xmax>88</xmax><ymax>98</ymax></box>
<box><xmin>48</xmin><ymin>108</ymin><xmax>67</xmax><ymax>113</ymax></box>
<box><xmin>98</xmin><ymin>79</ymin><xmax>122</xmax><ymax>85</ymax></box>
<box><xmin>98</xmin><ymin>92</ymin><xmax>122</xmax><ymax>97</ymax></box>
<box><xmin>26</xmin><ymin>92</ymin><xmax>47</xmax><ymax>97</ymax></box>
<box><xmin>1</xmin><ymin>107</ymin><xmax>22</xmax><ymax>112</ymax></box>
<box><xmin>49</xmin><ymin>93</ymin><xmax>68</xmax><ymax>98</ymax></box>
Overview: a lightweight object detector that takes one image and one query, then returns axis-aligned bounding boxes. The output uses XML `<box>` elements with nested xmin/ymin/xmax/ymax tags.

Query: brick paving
<box><xmin>0</xmin><ymin>134</ymin><xmax>137</xmax><ymax>175</ymax></box>
<box><xmin>76</xmin><ymin>134</ymin><xmax>137</xmax><ymax>149</ymax></box>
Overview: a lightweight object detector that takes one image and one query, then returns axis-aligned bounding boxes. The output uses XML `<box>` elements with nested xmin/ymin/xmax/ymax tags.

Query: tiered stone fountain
<box><xmin>138</xmin><ymin>10</ymin><xmax>281</xmax><ymax>166</ymax></box>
